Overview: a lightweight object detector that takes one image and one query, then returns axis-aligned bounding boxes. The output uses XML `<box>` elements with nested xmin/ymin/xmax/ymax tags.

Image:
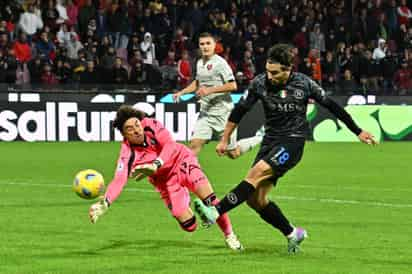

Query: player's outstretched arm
<box><xmin>309</xmin><ymin>79</ymin><xmax>378</xmax><ymax>145</ymax></box>
<box><xmin>319</xmin><ymin>98</ymin><xmax>378</xmax><ymax>145</ymax></box>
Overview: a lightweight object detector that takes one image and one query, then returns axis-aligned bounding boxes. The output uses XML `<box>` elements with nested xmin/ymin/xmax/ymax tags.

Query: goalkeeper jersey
<box><xmin>105</xmin><ymin>118</ymin><xmax>193</xmax><ymax>203</ymax></box>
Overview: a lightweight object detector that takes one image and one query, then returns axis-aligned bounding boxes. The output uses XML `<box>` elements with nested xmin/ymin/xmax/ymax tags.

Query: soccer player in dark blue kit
<box><xmin>194</xmin><ymin>43</ymin><xmax>377</xmax><ymax>253</ymax></box>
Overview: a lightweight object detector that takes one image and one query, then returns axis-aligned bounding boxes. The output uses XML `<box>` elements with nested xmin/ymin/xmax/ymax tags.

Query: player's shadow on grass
<box><xmin>87</xmin><ymin>239</ymin><xmax>226</xmax><ymax>253</ymax></box>
<box><xmin>71</xmin><ymin>240</ymin><xmax>285</xmax><ymax>257</ymax></box>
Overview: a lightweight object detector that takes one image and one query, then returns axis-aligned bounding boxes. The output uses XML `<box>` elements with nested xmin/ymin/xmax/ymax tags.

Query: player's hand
<box><xmin>358</xmin><ymin>131</ymin><xmax>378</xmax><ymax>145</ymax></box>
<box><xmin>131</xmin><ymin>159</ymin><xmax>163</xmax><ymax>180</ymax></box>
<box><xmin>89</xmin><ymin>197</ymin><xmax>109</xmax><ymax>224</ymax></box>
<box><xmin>196</xmin><ymin>86</ymin><xmax>209</xmax><ymax>97</ymax></box>
<box><xmin>216</xmin><ymin>140</ymin><xmax>228</xmax><ymax>156</ymax></box>
<box><xmin>173</xmin><ymin>92</ymin><xmax>182</xmax><ymax>103</ymax></box>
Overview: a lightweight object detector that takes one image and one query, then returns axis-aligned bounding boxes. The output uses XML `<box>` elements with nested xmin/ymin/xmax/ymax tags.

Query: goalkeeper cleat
<box><xmin>287</xmin><ymin>227</ymin><xmax>307</xmax><ymax>254</ymax></box>
<box><xmin>193</xmin><ymin>198</ymin><xmax>219</xmax><ymax>227</ymax></box>
<box><xmin>225</xmin><ymin>233</ymin><xmax>244</xmax><ymax>251</ymax></box>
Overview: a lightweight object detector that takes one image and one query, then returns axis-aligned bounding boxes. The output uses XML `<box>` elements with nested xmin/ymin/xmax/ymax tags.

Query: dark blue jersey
<box><xmin>229</xmin><ymin>72</ymin><xmax>361</xmax><ymax>139</ymax></box>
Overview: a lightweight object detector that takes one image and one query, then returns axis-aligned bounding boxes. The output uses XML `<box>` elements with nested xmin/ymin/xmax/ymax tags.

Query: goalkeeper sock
<box><xmin>215</xmin><ymin>180</ymin><xmax>256</xmax><ymax>215</ymax></box>
<box><xmin>237</xmin><ymin>136</ymin><xmax>263</xmax><ymax>155</ymax></box>
<box><xmin>203</xmin><ymin>193</ymin><xmax>232</xmax><ymax>237</ymax></box>
<box><xmin>257</xmin><ymin>201</ymin><xmax>293</xmax><ymax>236</ymax></box>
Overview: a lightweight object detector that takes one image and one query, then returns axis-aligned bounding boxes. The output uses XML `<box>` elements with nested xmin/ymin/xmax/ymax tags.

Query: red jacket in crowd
<box><xmin>13</xmin><ymin>41</ymin><xmax>32</xmax><ymax>63</ymax></box>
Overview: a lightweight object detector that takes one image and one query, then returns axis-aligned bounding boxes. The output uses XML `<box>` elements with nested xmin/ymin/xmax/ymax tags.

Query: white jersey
<box><xmin>195</xmin><ymin>54</ymin><xmax>235</xmax><ymax>116</ymax></box>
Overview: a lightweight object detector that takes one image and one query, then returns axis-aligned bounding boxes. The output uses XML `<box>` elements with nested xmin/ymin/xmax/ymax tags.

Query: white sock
<box><xmin>237</xmin><ymin>136</ymin><xmax>263</xmax><ymax>155</ymax></box>
<box><xmin>287</xmin><ymin>227</ymin><xmax>297</xmax><ymax>239</ymax></box>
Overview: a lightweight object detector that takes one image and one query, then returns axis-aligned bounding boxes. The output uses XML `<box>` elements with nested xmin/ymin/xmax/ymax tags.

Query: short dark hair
<box><xmin>267</xmin><ymin>44</ymin><xmax>294</xmax><ymax>67</ymax></box>
<box><xmin>113</xmin><ymin>105</ymin><xmax>145</xmax><ymax>132</ymax></box>
<box><xmin>199</xmin><ymin>32</ymin><xmax>215</xmax><ymax>40</ymax></box>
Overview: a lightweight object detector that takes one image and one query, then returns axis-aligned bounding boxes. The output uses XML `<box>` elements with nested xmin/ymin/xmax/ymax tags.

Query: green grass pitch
<box><xmin>1</xmin><ymin>141</ymin><xmax>411</xmax><ymax>274</ymax></box>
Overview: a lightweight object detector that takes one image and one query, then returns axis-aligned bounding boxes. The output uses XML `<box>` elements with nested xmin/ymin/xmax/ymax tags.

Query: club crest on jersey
<box><xmin>279</xmin><ymin>90</ymin><xmax>287</xmax><ymax>98</ymax></box>
<box><xmin>294</xmin><ymin>89</ymin><xmax>304</xmax><ymax>99</ymax></box>
<box><xmin>207</xmin><ymin>64</ymin><xmax>213</xmax><ymax>70</ymax></box>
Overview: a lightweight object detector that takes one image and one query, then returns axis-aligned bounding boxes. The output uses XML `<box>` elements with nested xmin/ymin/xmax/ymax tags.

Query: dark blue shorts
<box><xmin>253</xmin><ymin>137</ymin><xmax>305</xmax><ymax>182</ymax></box>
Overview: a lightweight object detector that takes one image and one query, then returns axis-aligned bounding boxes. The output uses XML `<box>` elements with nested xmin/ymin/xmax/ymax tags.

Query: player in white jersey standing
<box><xmin>174</xmin><ymin>32</ymin><xmax>262</xmax><ymax>158</ymax></box>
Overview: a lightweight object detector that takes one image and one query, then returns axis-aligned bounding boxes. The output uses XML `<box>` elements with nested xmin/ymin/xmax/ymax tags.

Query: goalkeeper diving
<box><xmin>89</xmin><ymin>105</ymin><xmax>243</xmax><ymax>250</ymax></box>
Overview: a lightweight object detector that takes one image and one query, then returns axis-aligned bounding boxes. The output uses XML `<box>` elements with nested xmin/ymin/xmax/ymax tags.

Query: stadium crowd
<box><xmin>0</xmin><ymin>0</ymin><xmax>412</xmax><ymax>95</ymax></box>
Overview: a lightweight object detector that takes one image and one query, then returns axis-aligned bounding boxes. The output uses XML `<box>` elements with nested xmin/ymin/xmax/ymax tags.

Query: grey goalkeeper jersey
<box><xmin>195</xmin><ymin>54</ymin><xmax>235</xmax><ymax>116</ymax></box>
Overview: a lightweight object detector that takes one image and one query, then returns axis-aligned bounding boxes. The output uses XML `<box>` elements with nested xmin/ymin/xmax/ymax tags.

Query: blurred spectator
<box><xmin>55</xmin><ymin>58</ymin><xmax>72</xmax><ymax>83</ymax></box>
<box><xmin>393</xmin><ymin>59</ymin><xmax>411</xmax><ymax>95</ymax></box>
<box><xmin>129</xmin><ymin>61</ymin><xmax>147</xmax><ymax>85</ymax></box>
<box><xmin>65</xmin><ymin>32</ymin><xmax>83</xmax><ymax>60</ymax></box>
<box><xmin>95</xmin><ymin>7</ymin><xmax>107</xmax><ymax>38</ymax></box>
<box><xmin>111</xmin><ymin>57</ymin><xmax>129</xmax><ymax>84</ymax></box>
<box><xmin>36</xmin><ymin>31</ymin><xmax>55</xmax><ymax>60</ymax></box>
<box><xmin>41</xmin><ymin>63</ymin><xmax>59</xmax><ymax>84</ymax></box>
<box><xmin>79</xmin><ymin>59</ymin><xmax>98</xmax><ymax>84</ymax></box>
<box><xmin>98</xmin><ymin>35</ymin><xmax>112</xmax><ymax>58</ymax></box>
<box><xmin>57</xmin><ymin>23</ymin><xmax>72</xmax><ymax>45</ymax></box>
<box><xmin>17</xmin><ymin>4</ymin><xmax>43</xmax><ymax>41</ymax></box>
<box><xmin>0</xmin><ymin>0</ymin><xmax>411</xmax><ymax>94</ymax></box>
<box><xmin>293</xmin><ymin>26</ymin><xmax>309</xmax><ymax>58</ymax></box>
<box><xmin>381</xmin><ymin>52</ymin><xmax>398</xmax><ymax>93</ymax></box>
<box><xmin>77</xmin><ymin>0</ymin><xmax>96</xmax><ymax>36</ymax></box>
<box><xmin>241</xmin><ymin>50</ymin><xmax>255</xmax><ymax>84</ymax></box>
<box><xmin>140</xmin><ymin>32</ymin><xmax>157</xmax><ymax>65</ymax></box>
<box><xmin>360</xmin><ymin>50</ymin><xmax>380</xmax><ymax>93</ymax></box>
<box><xmin>28</xmin><ymin>56</ymin><xmax>44</xmax><ymax>84</ymax></box>
<box><xmin>65</xmin><ymin>0</ymin><xmax>79</xmax><ymax>27</ymax></box>
<box><xmin>128</xmin><ymin>50</ymin><xmax>142</xmax><ymax>68</ymax></box>
<box><xmin>177</xmin><ymin>50</ymin><xmax>191</xmax><ymax>88</ymax></box>
<box><xmin>171</xmin><ymin>28</ymin><xmax>189</xmax><ymax>60</ymax></box>
<box><xmin>160</xmin><ymin>50</ymin><xmax>177</xmax><ymax>88</ymax></box>
<box><xmin>309</xmin><ymin>23</ymin><xmax>326</xmax><ymax>54</ymax></box>
<box><xmin>2</xmin><ymin>48</ymin><xmax>18</xmax><ymax>84</ymax></box>
<box><xmin>373</xmin><ymin>38</ymin><xmax>387</xmax><ymax>60</ymax></box>
<box><xmin>337</xmin><ymin>69</ymin><xmax>359</xmax><ymax>95</ymax></box>
<box><xmin>0</xmin><ymin>32</ymin><xmax>10</xmax><ymax>53</ymax></box>
<box><xmin>397</xmin><ymin>0</ymin><xmax>412</xmax><ymax>27</ymax></box>
<box><xmin>322</xmin><ymin>51</ymin><xmax>337</xmax><ymax>88</ymax></box>
<box><xmin>0</xmin><ymin>50</ymin><xmax>6</xmax><ymax>83</ymax></box>
<box><xmin>127</xmin><ymin>33</ymin><xmax>140</xmax><ymax>60</ymax></box>
<box><xmin>308</xmin><ymin>49</ymin><xmax>322</xmax><ymax>84</ymax></box>
<box><xmin>56</xmin><ymin>0</ymin><xmax>69</xmax><ymax>25</ymax></box>
<box><xmin>13</xmin><ymin>32</ymin><xmax>32</xmax><ymax>63</ymax></box>
<box><xmin>42</xmin><ymin>0</ymin><xmax>60</xmax><ymax>32</ymax></box>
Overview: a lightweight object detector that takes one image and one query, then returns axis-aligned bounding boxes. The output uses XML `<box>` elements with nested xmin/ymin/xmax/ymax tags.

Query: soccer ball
<box><xmin>73</xmin><ymin>169</ymin><xmax>105</xmax><ymax>199</ymax></box>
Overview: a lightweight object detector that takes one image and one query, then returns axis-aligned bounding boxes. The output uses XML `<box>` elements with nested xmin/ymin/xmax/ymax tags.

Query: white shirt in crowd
<box><xmin>140</xmin><ymin>32</ymin><xmax>156</xmax><ymax>65</ymax></box>
<box><xmin>18</xmin><ymin>11</ymin><xmax>43</xmax><ymax>36</ymax></box>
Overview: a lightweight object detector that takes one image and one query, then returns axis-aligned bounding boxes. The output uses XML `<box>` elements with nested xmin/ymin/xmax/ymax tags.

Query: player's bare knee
<box><xmin>178</xmin><ymin>216</ymin><xmax>197</xmax><ymax>233</ymax></box>
<box><xmin>246</xmin><ymin>195</ymin><xmax>268</xmax><ymax>211</ymax></box>
<box><xmin>246</xmin><ymin>197</ymin><xmax>259</xmax><ymax>210</ymax></box>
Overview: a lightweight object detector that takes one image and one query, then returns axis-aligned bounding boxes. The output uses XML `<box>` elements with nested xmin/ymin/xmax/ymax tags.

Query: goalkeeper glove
<box><xmin>130</xmin><ymin>159</ymin><xmax>163</xmax><ymax>180</ymax></box>
<box><xmin>89</xmin><ymin>197</ymin><xmax>110</xmax><ymax>224</ymax></box>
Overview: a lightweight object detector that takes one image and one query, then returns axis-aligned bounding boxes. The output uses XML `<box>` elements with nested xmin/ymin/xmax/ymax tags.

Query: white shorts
<box><xmin>191</xmin><ymin>113</ymin><xmax>238</xmax><ymax>150</ymax></box>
